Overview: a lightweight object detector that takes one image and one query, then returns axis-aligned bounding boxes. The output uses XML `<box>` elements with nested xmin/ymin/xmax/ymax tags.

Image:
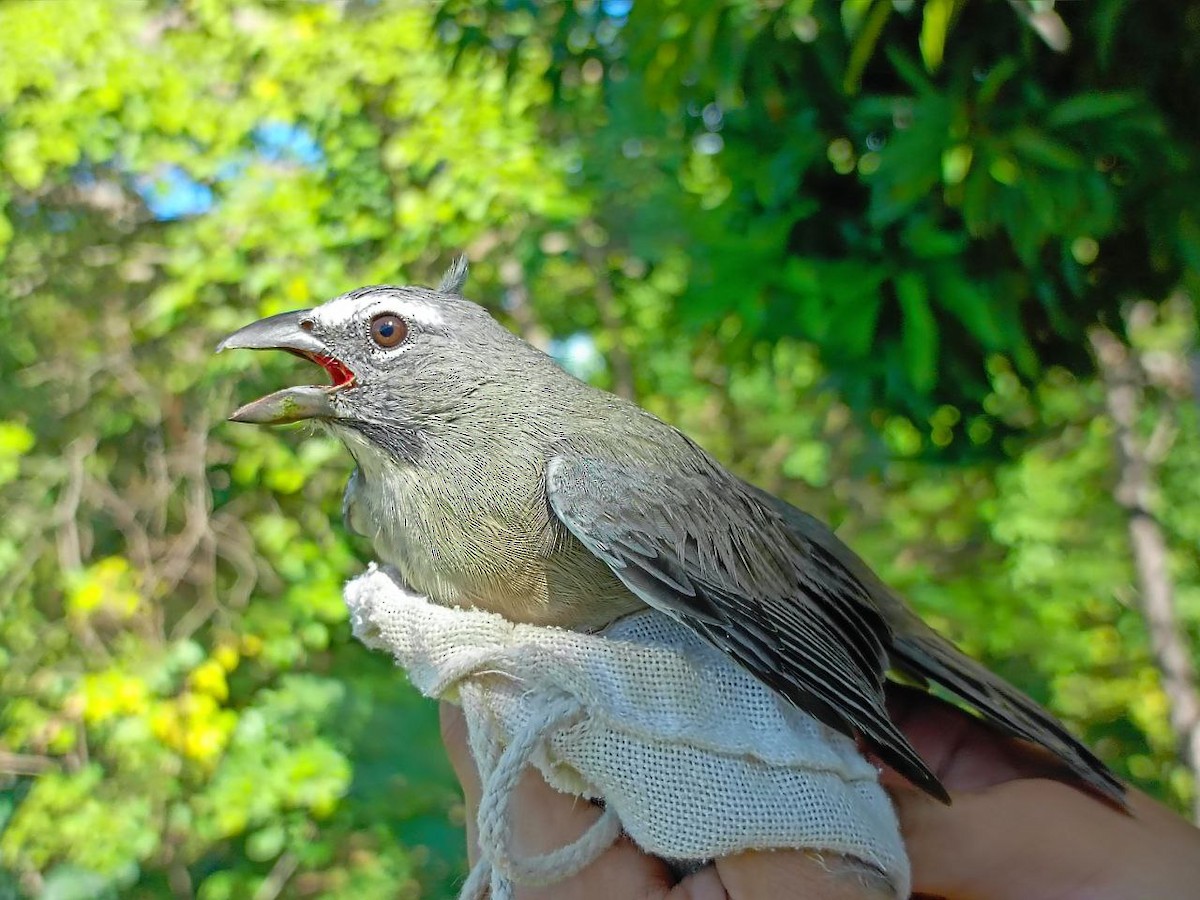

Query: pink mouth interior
<box><xmin>287</xmin><ymin>349</ymin><xmax>356</xmax><ymax>388</ymax></box>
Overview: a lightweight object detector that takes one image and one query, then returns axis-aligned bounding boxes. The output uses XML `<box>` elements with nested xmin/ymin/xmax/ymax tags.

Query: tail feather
<box><xmin>749</xmin><ymin>482</ymin><xmax>1127</xmax><ymax>807</ymax></box>
<box><xmin>892</xmin><ymin>627</ymin><xmax>1127</xmax><ymax>805</ymax></box>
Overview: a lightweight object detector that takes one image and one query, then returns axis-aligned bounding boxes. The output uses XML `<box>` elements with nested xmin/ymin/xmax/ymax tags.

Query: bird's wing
<box><xmin>745</xmin><ymin>482</ymin><xmax>1127</xmax><ymax>805</ymax></box>
<box><xmin>545</xmin><ymin>451</ymin><xmax>949</xmax><ymax>801</ymax></box>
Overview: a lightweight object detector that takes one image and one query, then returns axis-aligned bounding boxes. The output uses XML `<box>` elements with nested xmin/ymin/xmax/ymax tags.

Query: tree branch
<box><xmin>253</xmin><ymin>851</ymin><xmax>299</xmax><ymax>900</ymax></box>
<box><xmin>498</xmin><ymin>256</ymin><xmax>551</xmax><ymax>351</ymax></box>
<box><xmin>1089</xmin><ymin>324</ymin><xmax>1200</xmax><ymax>823</ymax></box>
<box><xmin>0</xmin><ymin>751</ymin><xmax>57</xmax><ymax>777</ymax></box>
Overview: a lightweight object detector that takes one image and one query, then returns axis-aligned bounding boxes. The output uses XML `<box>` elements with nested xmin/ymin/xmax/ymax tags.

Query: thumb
<box><xmin>894</xmin><ymin>779</ymin><xmax>1138</xmax><ymax>900</ymax></box>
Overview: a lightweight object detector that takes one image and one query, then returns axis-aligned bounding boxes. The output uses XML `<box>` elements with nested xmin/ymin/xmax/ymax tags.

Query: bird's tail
<box><xmin>890</xmin><ymin>625</ymin><xmax>1127</xmax><ymax>806</ymax></box>
<box><xmin>747</xmin><ymin>483</ymin><xmax>1127</xmax><ymax>806</ymax></box>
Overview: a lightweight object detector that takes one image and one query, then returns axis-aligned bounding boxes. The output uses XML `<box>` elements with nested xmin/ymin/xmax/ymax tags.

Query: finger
<box><xmin>712</xmin><ymin>849</ymin><xmax>895</xmax><ymax>900</ymax></box>
<box><xmin>440</xmin><ymin>702</ymin><xmax>675</xmax><ymax>899</ymax></box>
<box><xmin>444</xmin><ymin>704</ymin><xmax>899</xmax><ymax>900</ymax></box>
<box><xmin>883</xmin><ymin>686</ymin><xmax>1074</xmax><ymax>791</ymax></box>
<box><xmin>502</xmin><ymin>763</ymin><xmax>677</xmax><ymax>900</ymax></box>
<box><xmin>894</xmin><ymin>779</ymin><xmax>1200</xmax><ymax>900</ymax></box>
<box><xmin>439</xmin><ymin>703</ymin><xmax>483</xmax><ymax>866</ymax></box>
<box><xmin>896</xmin><ymin>780</ymin><xmax>1086</xmax><ymax>900</ymax></box>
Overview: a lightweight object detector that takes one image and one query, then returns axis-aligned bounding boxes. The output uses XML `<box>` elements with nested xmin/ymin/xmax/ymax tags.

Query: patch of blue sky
<box><xmin>135</xmin><ymin>165</ymin><xmax>215</xmax><ymax>220</ymax></box>
<box><xmin>601</xmin><ymin>0</ymin><xmax>633</xmax><ymax>20</ymax></box>
<box><xmin>548</xmin><ymin>331</ymin><xmax>606</xmax><ymax>381</ymax></box>
<box><xmin>132</xmin><ymin>121</ymin><xmax>323</xmax><ymax>221</ymax></box>
<box><xmin>253</xmin><ymin>121</ymin><xmax>324</xmax><ymax>166</ymax></box>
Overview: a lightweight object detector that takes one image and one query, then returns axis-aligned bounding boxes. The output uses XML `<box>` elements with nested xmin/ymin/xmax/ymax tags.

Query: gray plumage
<box><xmin>436</xmin><ymin>253</ymin><xmax>470</xmax><ymax>295</ymax></box>
<box><xmin>218</xmin><ymin>259</ymin><xmax>1125</xmax><ymax>806</ymax></box>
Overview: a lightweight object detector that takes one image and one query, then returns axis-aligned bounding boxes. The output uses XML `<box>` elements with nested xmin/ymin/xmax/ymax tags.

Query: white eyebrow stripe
<box><xmin>389</xmin><ymin>299</ymin><xmax>443</xmax><ymax>327</ymax></box>
<box><xmin>317</xmin><ymin>295</ymin><xmax>368</xmax><ymax>328</ymax></box>
<box><xmin>317</xmin><ymin>291</ymin><xmax>444</xmax><ymax>329</ymax></box>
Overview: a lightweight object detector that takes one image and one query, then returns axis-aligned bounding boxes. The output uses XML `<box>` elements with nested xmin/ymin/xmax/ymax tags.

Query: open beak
<box><xmin>217</xmin><ymin>309</ymin><xmax>355</xmax><ymax>424</ymax></box>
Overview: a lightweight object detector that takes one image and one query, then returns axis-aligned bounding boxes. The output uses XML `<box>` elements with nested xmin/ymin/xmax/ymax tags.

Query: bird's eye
<box><xmin>370</xmin><ymin>313</ymin><xmax>408</xmax><ymax>348</ymax></box>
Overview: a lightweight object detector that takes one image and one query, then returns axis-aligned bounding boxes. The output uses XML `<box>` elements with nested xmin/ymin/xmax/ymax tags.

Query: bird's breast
<box><xmin>343</xmin><ymin>445</ymin><xmax>638</xmax><ymax>629</ymax></box>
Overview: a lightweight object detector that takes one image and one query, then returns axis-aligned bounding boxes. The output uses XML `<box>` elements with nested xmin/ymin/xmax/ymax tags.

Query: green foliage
<box><xmin>448</xmin><ymin>0</ymin><xmax>1200</xmax><ymax>446</ymax></box>
<box><xmin>0</xmin><ymin>0</ymin><xmax>566</xmax><ymax>894</ymax></box>
<box><xmin>2</xmin><ymin>1</ymin><xmax>1198</xmax><ymax>897</ymax></box>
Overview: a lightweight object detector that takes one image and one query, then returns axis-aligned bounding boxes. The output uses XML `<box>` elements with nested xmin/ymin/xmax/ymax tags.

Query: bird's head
<box><xmin>217</xmin><ymin>257</ymin><xmax>543</xmax><ymax>457</ymax></box>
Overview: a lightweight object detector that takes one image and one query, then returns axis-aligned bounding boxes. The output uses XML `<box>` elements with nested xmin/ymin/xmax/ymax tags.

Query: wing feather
<box><xmin>743</xmin><ymin>481</ymin><xmax>1126</xmax><ymax>805</ymax></box>
<box><xmin>546</xmin><ymin>452</ymin><xmax>950</xmax><ymax>801</ymax></box>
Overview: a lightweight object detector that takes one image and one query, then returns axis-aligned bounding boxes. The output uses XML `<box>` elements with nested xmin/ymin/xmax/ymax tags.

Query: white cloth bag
<box><xmin>344</xmin><ymin>564</ymin><xmax>910</xmax><ymax>899</ymax></box>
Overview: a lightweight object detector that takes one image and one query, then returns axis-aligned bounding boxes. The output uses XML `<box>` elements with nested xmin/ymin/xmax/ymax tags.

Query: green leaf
<box><xmin>1047</xmin><ymin>91</ymin><xmax>1141</xmax><ymax>128</ymax></box>
<box><xmin>975</xmin><ymin>57</ymin><xmax>1020</xmax><ymax>107</ymax></box>
<box><xmin>931</xmin><ymin>269</ymin><xmax>1008</xmax><ymax>349</ymax></box>
<box><xmin>4</xmin><ymin>131</ymin><xmax>46</xmax><ymax>190</ymax></box>
<box><xmin>1178</xmin><ymin>211</ymin><xmax>1200</xmax><ymax>274</ymax></box>
<box><xmin>1094</xmin><ymin>0</ymin><xmax>1133</xmax><ymax>68</ymax></box>
<box><xmin>0</xmin><ymin>421</ymin><xmax>35</xmax><ymax>485</ymax></box>
<box><xmin>901</xmin><ymin>217</ymin><xmax>968</xmax><ymax>258</ymax></box>
<box><xmin>1009</xmin><ymin>128</ymin><xmax>1084</xmax><ymax>170</ymax></box>
<box><xmin>941</xmin><ymin>143</ymin><xmax>974</xmax><ymax>186</ymax></box>
<box><xmin>884</xmin><ymin>45</ymin><xmax>937</xmax><ymax>94</ymax></box>
<box><xmin>840</xmin><ymin>0</ymin><xmax>877</xmax><ymax>36</ymax></box>
<box><xmin>245</xmin><ymin>825</ymin><xmax>286</xmax><ymax>862</ymax></box>
<box><xmin>919</xmin><ymin>0</ymin><xmax>960</xmax><ymax>73</ymax></box>
<box><xmin>895</xmin><ymin>271</ymin><xmax>938</xmax><ymax>393</ymax></box>
<box><xmin>843</xmin><ymin>0</ymin><xmax>892</xmax><ymax>95</ymax></box>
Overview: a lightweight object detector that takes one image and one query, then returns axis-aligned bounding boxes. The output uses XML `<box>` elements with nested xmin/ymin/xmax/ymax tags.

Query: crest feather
<box><xmin>437</xmin><ymin>254</ymin><xmax>469</xmax><ymax>295</ymax></box>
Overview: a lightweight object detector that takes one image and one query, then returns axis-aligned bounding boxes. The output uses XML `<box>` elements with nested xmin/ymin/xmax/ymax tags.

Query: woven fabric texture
<box><xmin>344</xmin><ymin>564</ymin><xmax>910</xmax><ymax>899</ymax></box>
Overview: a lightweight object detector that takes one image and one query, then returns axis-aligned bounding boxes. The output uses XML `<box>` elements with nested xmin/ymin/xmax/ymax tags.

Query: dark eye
<box><xmin>370</xmin><ymin>313</ymin><xmax>408</xmax><ymax>348</ymax></box>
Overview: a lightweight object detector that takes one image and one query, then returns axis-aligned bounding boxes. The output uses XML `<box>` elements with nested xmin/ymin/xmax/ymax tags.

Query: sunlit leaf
<box><xmin>918</xmin><ymin>0</ymin><xmax>960</xmax><ymax>72</ymax></box>
<box><xmin>895</xmin><ymin>271</ymin><xmax>939</xmax><ymax>393</ymax></box>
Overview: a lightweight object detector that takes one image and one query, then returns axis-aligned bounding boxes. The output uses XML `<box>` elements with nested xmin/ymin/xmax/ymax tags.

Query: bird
<box><xmin>217</xmin><ymin>256</ymin><xmax>1125</xmax><ymax>806</ymax></box>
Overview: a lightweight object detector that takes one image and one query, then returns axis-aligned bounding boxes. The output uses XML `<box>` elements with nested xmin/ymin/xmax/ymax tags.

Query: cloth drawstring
<box><xmin>459</xmin><ymin>688</ymin><xmax>622</xmax><ymax>899</ymax></box>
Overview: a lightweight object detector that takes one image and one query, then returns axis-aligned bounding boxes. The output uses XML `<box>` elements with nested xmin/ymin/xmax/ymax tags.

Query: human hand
<box><xmin>440</xmin><ymin>703</ymin><xmax>896</xmax><ymax>899</ymax></box>
<box><xmin>441</xmin><ymin>694</ymin><xmax>1200</xmax><ymax>900</ymax></box>
<box><xmin>882</xmin><ymin>686</ymin><xmax>1200</xmax><ymax>900</ymax></box>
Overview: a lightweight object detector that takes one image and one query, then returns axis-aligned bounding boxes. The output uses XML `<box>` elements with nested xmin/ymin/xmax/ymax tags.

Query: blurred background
<box><xmin>2</xmin><ymin>0</ymin><xmax>1199</xmax><ymax>896</ymax></box>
